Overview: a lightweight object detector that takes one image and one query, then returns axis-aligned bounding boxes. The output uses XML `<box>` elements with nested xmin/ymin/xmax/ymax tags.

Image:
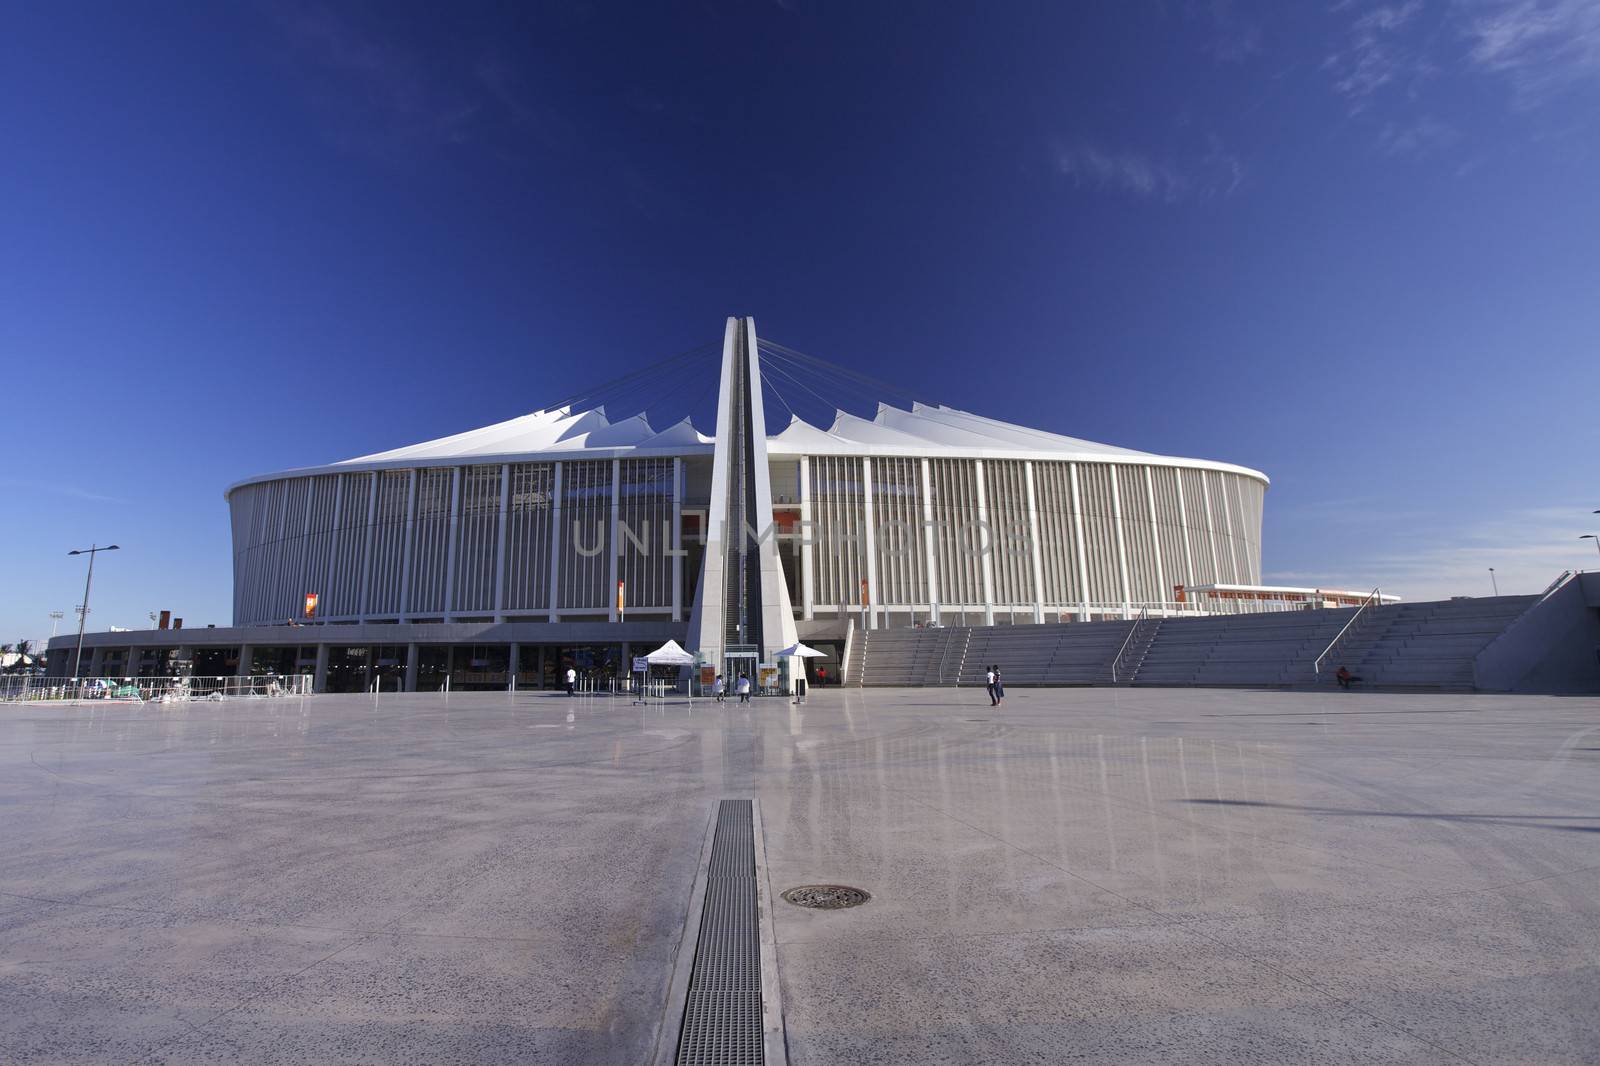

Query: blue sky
<box><xmin>3</xmin><ymin>1</ymin><xmax>1597</xmax><ymax>644</ymax></box>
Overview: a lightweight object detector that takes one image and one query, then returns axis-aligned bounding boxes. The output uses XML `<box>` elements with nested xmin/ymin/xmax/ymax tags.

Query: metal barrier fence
<box><xmin>0</xmin><ymin>675</ymin><xmax>314</xmax><ymax>704</ymax></box>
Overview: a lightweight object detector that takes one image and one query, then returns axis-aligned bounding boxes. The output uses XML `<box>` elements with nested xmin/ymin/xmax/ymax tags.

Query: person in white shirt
<box><xmin>985</xmin><ymin>666</ymin><xmax>997</xmax><ymax>707</ymax></box>
<box><xmin>565</xmin><ymin>666</ymin><xmax>577</xmax><ymax>696</ymax></box>
<box><xmin>713</xmin><ymin>674</ymin><xmax>726</xmax><ymax>702</ymax></box>
<box><xmin>735</xmin><ymin>674</ymin><xmax>751</xmax><ymax>704</ymax></box>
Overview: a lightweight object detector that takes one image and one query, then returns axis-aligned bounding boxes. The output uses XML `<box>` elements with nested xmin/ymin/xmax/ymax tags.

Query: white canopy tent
<box><xmin>773</xmin><ymin>642</ymin><xmax>827</xmax><ymax>659</ymax></box>
<box><xmin>643</xmin><ymin>640</ymin><xmax>696</xmax><ymax>666</ymax></box>
<box><xmin>632</xmin><ymin>639</ymin><xmax>699</xmax><ymax>704</ymax></box>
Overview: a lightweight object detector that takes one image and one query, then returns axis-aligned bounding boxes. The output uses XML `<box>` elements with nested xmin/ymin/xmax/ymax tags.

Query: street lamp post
<box><xmin>68</xmin><ymin>544</ymin><xmax>119</xmax><ymax>679</ymax></box>
<box><xmin>1582</xmin><ymin>535</ymin><xmax>1600</xmax><ymax>565</ymax></box>
<box><xmin>1488</xmin><ymin>568</ymin><xmax>1499</xmax><ymax>596</ymax></box>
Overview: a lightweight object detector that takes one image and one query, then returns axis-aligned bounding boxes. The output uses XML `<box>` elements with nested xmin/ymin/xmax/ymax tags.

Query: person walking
<box><xmin>735</xmin><ymin>673</ymin><xmax>751</xmax><ymax>704</ymax></box>
<box><xmin>985</xmin><ymin>665</ymin><xmax>997</xmax><ymax>707</ymax></box>
<box><xmin>564</xmin><ymin>665</ymin><xmax>576</xmax><ymax>697</ymax></box>
<box><xmin>993</xmin><ymin>665</ymin><xmax>1005</xmax><ymax>706</ymax></box>
<box><xmin>713</xmin><ymin>674</ymin><xmax>726</xmax><ymax>702</ymax></box>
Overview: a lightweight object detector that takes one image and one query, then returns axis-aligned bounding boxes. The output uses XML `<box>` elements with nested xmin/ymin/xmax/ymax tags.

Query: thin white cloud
<box><xmin>0</xmin><ymin>479</ymin><xmax>125</xmax><ymax>504</ymax></box>
<box><xmin>1375</xmin><ymin>113</ymin><xmax>1459</xmax><ymax>155</ymax></box>
<box><xmin>1050</xmin><ymin>139</ymin><xmax>1243</xmax><ymax>203</ymax></box>
<box><xmin>1326</xmin><ymin>1</ymin><xmax>1600</xmax><ymax>117</ymax></box>
<box><xmin>1461</xmin><ymin>0</ymin><xmax>1600</xmax><ymax>107</ymax></box>
<box><xmin>1270</xmin><ymin>506</ymin><xmax>1597</xmax><ymax>602</ymax></box>
<box><xmin>1324</xmin><ymin>0</ymin><xmax>1427</xmax><ymax>112</ymax></box>
<box><xmin>1205</xmin><ymin>0</ymin><xmax>1264</xmax><ymax>63</ymax></box>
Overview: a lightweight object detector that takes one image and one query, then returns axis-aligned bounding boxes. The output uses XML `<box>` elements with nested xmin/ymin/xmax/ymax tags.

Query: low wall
<box><xmin>1474</xmin><ymin>574</ymin><xmax>1600</xmax><ymax>694</ymax></box>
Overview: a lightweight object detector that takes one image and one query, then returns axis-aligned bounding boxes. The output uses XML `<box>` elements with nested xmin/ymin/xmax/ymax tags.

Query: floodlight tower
<box><xmin>68</xmin><ymin>544</ymin><xmax>118</xmax><ymax>679</ymax></box>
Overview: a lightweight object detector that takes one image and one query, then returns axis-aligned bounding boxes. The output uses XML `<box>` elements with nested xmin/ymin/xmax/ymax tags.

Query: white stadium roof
<box><xmin>226</xmin><ymin>333</ymin><xmax>1267</xmax><ymax>495</ymax></box>
<box><xmin>228</xmin><ymin>399</ymin><xmax>1265</xmax><ymax>496</ymax></box>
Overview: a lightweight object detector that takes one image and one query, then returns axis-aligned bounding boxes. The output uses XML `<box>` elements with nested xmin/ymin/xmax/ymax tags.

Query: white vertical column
<box><xmin>860</xmin><ymin>456</ymin><xmax>878</xmax><ymax>630</ymax></box>
<box><xmin>1145</xmin><ymin>466</ymin><xmax>1166</xmax><ymax>615</ymax></box>
<box><xmin>358</xmin><ymin>471</ymin><xmax>378</xmax><ymax>620</ymax></box>
<box><xmin>1024</xmin><ymin>461</ymin><xmax>1046</xmax><ymax>624</ymax></box>
<box><xmin>397</xmin><ymin>469</ymin><xmax>418</xmax><ymax>621</ymax></box>
<box><xmin>607</xmin><ymin>459</ymin><xmax>621</xmax><ymax>623</ymax></box>
<box><xmin>920</xmin><ymin>458</ymin><xmax>939</xmax><ymax>625</ymax></box>
<box><xmin>324</xmin><ymin>473</ymin><xmax>343</xmax><ymax>618</ymax></box>
<box><xmin>297</xmin><ymin>480</ymin><xmax>315</xmax><ymax>621</ymax></box>
<box><xmin>671</xmin><ymin>458</ymin><xmax>684</xmax><ymax>623</ymax></box>
<box><xmin>1174</xmin><ymin>469</ymin><xmax>1195</xmax><ymax>599</ymax></box>
<box><xmin>547</xmin><ymin>462</ymin><xmax>564</xmax><ymax>622</ymax></box>
<box><xmin>442</xmin><ymin>466</ymin><xmax>462</xmax><ymax>621</ymax></box>
<box><xmin>1218</xmin><ymin>473</ymin><xmax>1239</xmax><ymax>585</ymax></box>
<box><xmin>1109</xmin><ymin>467</ymin><xmax>1133</xmax><ymax>619</ymax></box>
<box><xmin>1069</xmin><ymin>463</ymin><xmax>1090</xmax><ymax>622</ymax></box>
<box><xmin>494</xmin><ymin>464</ymin><xmax>510</xmax><ymax>621</ymax></box>
<box><xmin>1200</xmin><ymin>470</ymin><xmax>1222</xmax><ymax>586</ymax></box>
<box><xmin>975</xmin><ymin>460</ymin><xmax>995</xmax><ymax>626</ymax></box>
<box><xmin>799</xmin><ymin>456</ymin><xmax>814</xmax><ymax>622</ymax></box>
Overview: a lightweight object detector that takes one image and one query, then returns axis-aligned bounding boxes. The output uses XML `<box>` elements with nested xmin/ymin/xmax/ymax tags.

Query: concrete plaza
<box><xmin>1</xmin><ymin>686</ymin><xmax>1597</xmax><ymax>1064</ymax></box>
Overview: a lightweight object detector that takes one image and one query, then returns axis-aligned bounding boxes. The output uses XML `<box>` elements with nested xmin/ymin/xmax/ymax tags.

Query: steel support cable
<box><xmin>560</xmin><ymin>353</ymin><xmax>721</xmax><ymax>424</ymax></box>
<box><xmin>758</xmin><ymin>358</ymin><xmax>799</xmax><ymax>425</ymax></box>
<box><xmin>756</xmin><ymin>345</ymin><xmax>869</xmax><ymax>411</ymax></box>
<box><xmin>757</xmin><ymin>338</ymin><xmax>934</xmax><ymax>409</ymax></box>
<box><xmin>780</xmin><ymin>339</ymin><xmax>1110</xmax><ymax>452</ymax></box>
<box><xmin>756</xmin><ymin>353</ymin><xmax>840</xmax><ymax>426</ymax></box>
<box><xmin>757</xmin><ymin>344</ymin><xmax>919</xmax><ymax>421</ymax></box>
<box><xmin>548</xmin><ymin>341</ymin><xmax>717</xmax><ymax>411</ymax></box>
<box><xmin>583</xmin><ymin>353</ymin><xmax>724</xmax><ymax>429</ymax></box>
<box><xmin>757</xmin><ymin>348</ymin><xmax>881</xmax><ymax>422</ymax></box>
<box><xmin>558</xmin><ymin>349</ymin><xmax>725</xmax><ymax>435</ymax></box>
<box><xmin>766</xmin><ymin>339</ymin><xmax>1101</xmax><ymax>454</ymax></box>
<box><xmin>544</xmin><ymin>341</ymin><xmax>719</xmax><ymax>414</ymax></box>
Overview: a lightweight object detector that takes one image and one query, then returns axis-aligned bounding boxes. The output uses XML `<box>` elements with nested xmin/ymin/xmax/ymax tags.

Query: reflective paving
<box><xmin>1</xmin><ymin>687</ymin><xmax>1597</xmax><ymax>1064</ymax></box>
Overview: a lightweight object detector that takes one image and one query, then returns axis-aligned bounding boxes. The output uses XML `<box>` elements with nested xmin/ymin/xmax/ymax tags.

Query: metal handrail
<box><xmin>1538</xmin><ymin>570</ymin><xmax>1575</xmax><ymax>597</ymax></box>
<box><xmin>1312</xmin><ymin>587</ymin><xmax>1382</xmax><ymax>677</ymax></box>
<box><xmin>1110</xmin><ymin>609</ymin><xmax>1148</xmax><ymax>683</ymax></box>
<box><xmin>936</xmin><ymin>625</ymin><xmax>960</xmax><ymax>685</ymax></box>
<box><xmin>1478</xmin><ymin>570</ymin><xmax>1578</xmax><ymax>661</ymax></box>
<box><xmin>940</xmin><ymin>626</ymin><xmax>971</xmax><ymax>687</ymax></box>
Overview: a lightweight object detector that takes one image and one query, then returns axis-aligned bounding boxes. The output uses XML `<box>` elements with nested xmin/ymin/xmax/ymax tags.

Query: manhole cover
<box><xmin>782</xmin><ymin>884</ymin><xmax>871</xmax><ymax>910</ymax></box>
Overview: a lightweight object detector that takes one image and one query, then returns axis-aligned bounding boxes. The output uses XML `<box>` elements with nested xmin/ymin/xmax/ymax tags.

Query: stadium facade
<box><xmin>50</xmin><ymin>318</ymin><xmax>1274</xmax><ymax>691</ymax></box>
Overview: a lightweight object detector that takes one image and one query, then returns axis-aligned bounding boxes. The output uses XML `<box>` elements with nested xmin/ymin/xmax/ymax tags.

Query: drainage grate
<box><xmin>781</xmin><ymin>885</ymin><xmax>870</xmax><ymax>910</ymax></box>
<box><xmin>677</xmin><ymin>799</ymin><xmax>763</xmax><ymax>1065</ymax></box>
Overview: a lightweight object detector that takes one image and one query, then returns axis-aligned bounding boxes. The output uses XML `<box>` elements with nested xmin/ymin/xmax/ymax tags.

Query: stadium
<box><xmin>51</xmin><ymin>316</ymin><xmax>1406</xmax><ymax>693</ymax></box>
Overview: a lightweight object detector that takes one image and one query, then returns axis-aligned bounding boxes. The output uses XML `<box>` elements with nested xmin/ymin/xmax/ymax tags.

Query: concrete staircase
<box><xmin>854</xmin><ymin>625</ymin><xmax>970</xmax><ymax>686</ymax></box>
<box><xmin>1132</xmin><ymin>608</ymin><xmax>1360</xmax><ymax>687</ymax></box>
<box><xmin>1316</xmin><ymin>595</ymin><xmax>1536</xmax><ymax>690</ymax></box>
<box><xmin>852</xmin><ymin>621</ymin><xmax>1134</xmax><ymax>687</ymax></box>
<box><xmin>840</xmin><ymin>594</ymin><xmax>1540</xmax><ymax>692</ymax></box>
